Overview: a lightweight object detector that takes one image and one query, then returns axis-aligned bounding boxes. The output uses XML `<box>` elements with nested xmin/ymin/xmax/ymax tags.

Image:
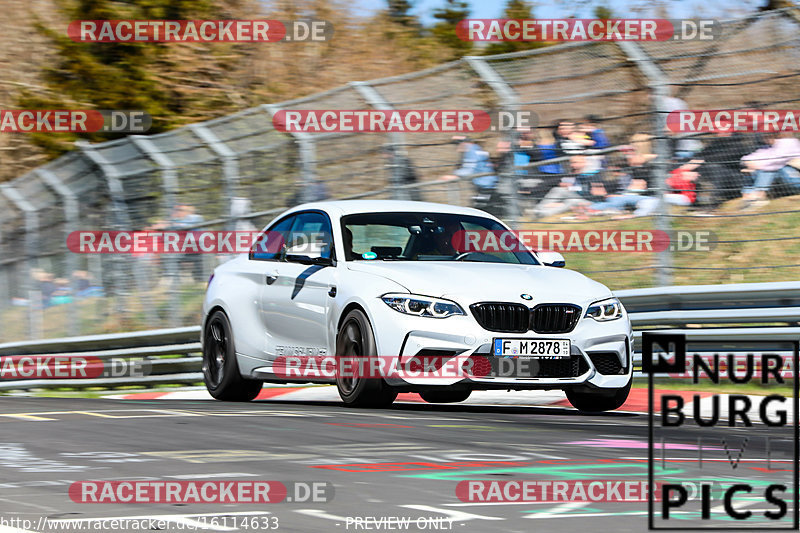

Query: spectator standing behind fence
<box><xmin>554</xmin><ymin>119</ymin><xmax>594</xmax><ymax>155</ymax></box>
<box><xmin>690</xmin><ymin>127</ymin><xmax>757</xmax><ymax>209</ymax></box>
<box><xmin>289</xmin><ymin>178</ymin><xmax>329</xmax><ymax>205</ymax></box>
<box><xmin>495</xmin><ymin>127</ymin><xmax>550</xmax><ymax>206</ymax></box>
<box><xmin>588</xmin><ymin>134</ymin><xmax>659</xmax><ymax>218</ymax></box>
<box><xmin>524</xmin><ymin>128</ymin><xmax>565</xmax><ymax>209</ymax></box>
<box><xmin>441</xmin><ymin>136</ymin><xmax>500</xmax><ymax>214</ymax></box>
<box><xmin>50</xmin><ymin>278</ymin><xmax>73</xmax><ymax>305</ymax></box>
<box><xmin>579</xmin><ymin>115</ymin><xmax>610</xmax><ymax>172</ymax></box>
<box><xmin>741</xmin><ymin>132</ymin><xmax>800</xmax><ymax>208</ymax></box>
<box><xmin>581</xmin><ymin>115</ymin><xmax>610</xmax><ymax>150</ymax></box>
<box><xmin>532</xmin><ymin>154</ymin><xmax>599</xmax><ymax>219</ymax></box>
<box><xmin>230</xmin><ymin>197</ymin><xmax>257</xmax><ymax>233</ymax></box>
<box><xmin>382</xmin><ymin>146</ymin><xmax>421</xmax><ymax>201</ymax></box>
<box><xmin>665</xmin><ymin>160</ymin><xmax>699</xmax><ymax>207</ymax></box>
<box><xmin>441</xmin><ymin>136</ymin><xmax>497</xmax><ymax>188</ymax></box>
<box><xmin>170</xmin><ymin>204</ymin><xmax>204</xmax><ymax>282</ymax></box>
<box><xmin>660</xmin><ymin>93</ymin><xmax>703</xmax><ymax>159</ymax></box>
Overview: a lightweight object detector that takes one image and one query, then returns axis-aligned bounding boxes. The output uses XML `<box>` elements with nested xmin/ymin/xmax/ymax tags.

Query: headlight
<box><xmin>585</xmin><ymin>297</ymin><xmax>623</xmax><ymax>321</ymax></box>
<box><xmin>381</xmin><ymin>294</ymin><xmax>465</xmax><ymax>318</ymax></box>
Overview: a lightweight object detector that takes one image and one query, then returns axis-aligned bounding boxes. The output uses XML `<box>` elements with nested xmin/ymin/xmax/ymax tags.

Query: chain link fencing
<box><xmin>2</xmin><ymin>9</ymin><xmax>800</xmax><ymax>341</ymax></box>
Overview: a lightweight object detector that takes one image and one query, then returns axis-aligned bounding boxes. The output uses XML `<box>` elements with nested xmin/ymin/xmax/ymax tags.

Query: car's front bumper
<box><xmin>366</xmin><ymin>299</ymin><xmax>633</xmax><ymax>390</ymax></box>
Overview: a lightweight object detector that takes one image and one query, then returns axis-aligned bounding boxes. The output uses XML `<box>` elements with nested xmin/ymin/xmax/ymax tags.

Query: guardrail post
<box><xmin>0</xmin><ymin>185</ymin><xmax>41</xmax><ymax>339</ymax></box>
<box><xmin>464</xmin><ymin>56</ymin><xmax>522</xmax><ymax>226</ymax></box>
<box><xmin>36</xmin><ymin>168</ymin><xmax>80</xmax><ymax>335</ymax></box>
<box><xmin>130</xmin><ymin>136</ymin><xmax>182</xmax><ymax>328</ymax></box>
<box><xmin>262</xmin><ymin>104</ymin><xmax>318</xmax><ymax>204</ymax></box>
<box><xmin>618</xmin><ymin>41</ymin><xmax>673</xmax><ymax>287</ymax></box>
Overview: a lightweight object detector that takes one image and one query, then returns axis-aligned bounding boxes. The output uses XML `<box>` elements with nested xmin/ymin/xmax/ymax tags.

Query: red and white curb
<box><xmin>105</xmin><ymin>386</ymin><xmax>568</xmax><ymax>406</ymax></box>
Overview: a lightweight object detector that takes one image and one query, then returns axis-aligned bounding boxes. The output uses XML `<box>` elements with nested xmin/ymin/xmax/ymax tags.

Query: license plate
<box><xmin>493</xmin><ymin>338</ymin><xmax>571</xmax><ymax>359</ymax></box>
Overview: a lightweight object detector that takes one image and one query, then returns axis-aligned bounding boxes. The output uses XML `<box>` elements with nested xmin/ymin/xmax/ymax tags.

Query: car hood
<box><xmin>346</xmin><ymin>261</ymin><xmax>612</xmax><ymax>306</ymax></box>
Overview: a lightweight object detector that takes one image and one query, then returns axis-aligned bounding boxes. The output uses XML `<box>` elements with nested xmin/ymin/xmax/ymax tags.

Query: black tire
<box><xmin>203</xmin><ymin>310</ymin><xmax>263</xmax><ymax>401</ymax></box>
<box><xmin>419</xmin><ymin>389</ymin><xmax>472</xmax><ymax>404</ymax></box>
<box><xmin>335</xmin><ymin>309</ymin><xmax>397</xmax><ymax>408</ymax></box>
<box><xmin>565</xmin><ymin>378</ymin><xmax>631</xmax><ymax>412</ymax></box>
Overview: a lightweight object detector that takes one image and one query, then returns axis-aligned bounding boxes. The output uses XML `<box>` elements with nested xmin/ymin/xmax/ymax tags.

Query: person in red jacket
<box><xmin>665</xmin><ymin>162</ymin><xmax>699</xmax><ymax>206</ymax></box>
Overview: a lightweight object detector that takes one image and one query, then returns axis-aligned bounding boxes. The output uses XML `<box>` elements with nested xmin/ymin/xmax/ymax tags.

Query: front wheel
<box><xmin>203</xmin><ymin>310</ymin><xmax>263</xmax><ymax>401</ymax></box>
<box><xmin>565</xmin><ymin>379</ymin><xmax>631</xmax><ymax>412</ymax></box>
<box><xmin>335</xmin><ymin>309</ymin><xmax>397</xmax><ymax>408</ymax></box>
<box><xmin>419</xmin><ymin>389</ymin><xmax>471</xmax><ymax>403</ymax></box>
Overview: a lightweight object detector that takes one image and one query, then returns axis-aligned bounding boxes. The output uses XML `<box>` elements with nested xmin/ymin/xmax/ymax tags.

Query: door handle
<box><xmin>266</xmin><ymin>270</ymin><xmax>278</xmax><ymax>284</ymax></box>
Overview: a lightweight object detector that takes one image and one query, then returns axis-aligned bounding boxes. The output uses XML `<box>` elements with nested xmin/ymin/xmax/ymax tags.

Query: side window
<box><xmin>286</xmin><ymin>212</ymin><xmax>334</xmax><ymax>261</ymax></box>
<box><xmin>250</xmin><ymin>216</ymin><xmax>295</xmax><ymax>261</ymax></box>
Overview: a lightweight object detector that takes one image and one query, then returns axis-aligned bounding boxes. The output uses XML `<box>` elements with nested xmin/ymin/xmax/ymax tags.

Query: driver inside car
<box><xmin>415</xmin><ymin>221</ymin><xmax>462</xmax><ymax>258</ymax></box>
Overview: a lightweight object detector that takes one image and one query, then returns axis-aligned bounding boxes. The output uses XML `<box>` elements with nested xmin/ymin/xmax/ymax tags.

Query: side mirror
<box><xmin>537</xmin><ymin>251</ymin><xmax>565</xmax><ymax>268</ymax></box>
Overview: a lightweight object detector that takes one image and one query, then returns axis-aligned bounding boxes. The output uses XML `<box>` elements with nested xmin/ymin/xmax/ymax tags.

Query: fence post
<box><xmin>463</xmin><ymin>56</ymin><xmax>521</xmax><ymax>226</ymax></box>
<box><xmin>77</xmin><ymin>141</ymin><xmax>134</xmax><ymax>327</ymax></box>
<box><xmin>262</xmin><ymin>104</ymin><xmax>317</xmax><ymax>204</ymax></box>
<box><xmin>0</xmin><ymin>185</ymin><xmax>41</xmax><ymax>339</ymax></box>
<box><xmin>190</xmin><ymin>124</ymin><xmax>240</xmax><ymax>230</ymax></box>
<box><xmin>350</xmin><ymin>81</ymin><xmax>415</xmax><ymax>201</ymax></box>
<box><xmin>618</xmin><ymin>41</ymin><xmax>674</xmax><ymax>287</ymax></box>
<box><xmin>36</xmin><ymin>168</ymin><xmax>80</xmax><ymax>335</ymax></box>
<box><xmin>130</xmin><ymin>136</ymin><xmax>182</xmax><ymax>327</ymax></box>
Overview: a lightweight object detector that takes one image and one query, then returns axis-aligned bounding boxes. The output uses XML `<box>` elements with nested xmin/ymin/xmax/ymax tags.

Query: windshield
<box><xmin>340</xmin><ymin>212</ymin><xmax>538</xmax><ymax>264</ymax></box>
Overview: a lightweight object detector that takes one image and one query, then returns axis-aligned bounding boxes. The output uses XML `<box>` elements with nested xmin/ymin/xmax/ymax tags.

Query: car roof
<box><xmin>285</xmin><ymin>200</ymin><xmax>496</xmax><ymax>219</ymax></box>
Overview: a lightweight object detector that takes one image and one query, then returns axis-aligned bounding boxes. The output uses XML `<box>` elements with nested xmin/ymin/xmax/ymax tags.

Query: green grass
<box><xmin>524</xmin><ymin>195</ymin><xmax>800</xmax><ymax>290</ymax></box>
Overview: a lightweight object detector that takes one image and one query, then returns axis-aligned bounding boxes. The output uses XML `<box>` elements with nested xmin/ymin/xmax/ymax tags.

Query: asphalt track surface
<box><xmin>0</xmin><ymin>395</ymin><xmax>794</xmax><ymax>533</ymax></box>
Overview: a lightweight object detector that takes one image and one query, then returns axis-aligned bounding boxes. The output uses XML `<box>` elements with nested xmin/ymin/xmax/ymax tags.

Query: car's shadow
<box><xmin>250</xmin><ymin>398</ymin><xmax>640</xmax><ymax>417</ymax></box>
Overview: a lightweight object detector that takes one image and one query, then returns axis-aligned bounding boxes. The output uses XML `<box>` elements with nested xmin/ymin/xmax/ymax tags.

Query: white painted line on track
<box><xmin>523</xmin><ymin>501</ymin><xmax>591</xmax><ymax>519</ymax></box>
<box><xmin>400</xmin><ymin>504</ymin><xmax>505</xmax><ymax>522</ymax></box>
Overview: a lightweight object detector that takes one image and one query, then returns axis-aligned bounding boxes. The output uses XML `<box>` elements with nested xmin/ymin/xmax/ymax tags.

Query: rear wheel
<box><xmin>203</xmin><ymin>310</ymin><xmax>263</xmax><ymax>401</ymax></box>
<box><xmin>565</xmin><ymin>378</ymin><xmax>631</xmax><ymax>412</ymax></box>
<box><xmin>419</xmin><ymin>390</ymin><xmax>471</xmax><ymax>403</ymax></box>
<box><xmin>335</xmin><ymin>309</ymin><xmax>397</xmax><ymax>408</ymax></box>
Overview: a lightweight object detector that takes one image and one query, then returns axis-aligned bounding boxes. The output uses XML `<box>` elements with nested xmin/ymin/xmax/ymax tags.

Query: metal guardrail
<box><xmin>618</xmin><ymin>281</ymin><xmax>800</xmax><ymax>366</ymax></box>
<box><xmin>0</xmin><ymin>282</ymin><xmax>798</xmax><ymax>390</ymax></box>
<box><xmin>0</xmin><ymin>326</ymin><xmax>201</xmax><ymax>391</ymax></box>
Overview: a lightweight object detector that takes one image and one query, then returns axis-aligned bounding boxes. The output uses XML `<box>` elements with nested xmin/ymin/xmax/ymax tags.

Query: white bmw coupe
<box><xmin>202</xmin><ymin>200</ymin><xmax>633</xmax><ymax>410</ymax></box>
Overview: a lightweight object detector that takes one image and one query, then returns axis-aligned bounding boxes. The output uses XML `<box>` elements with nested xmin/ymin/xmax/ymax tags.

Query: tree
<box><xmin>593</xmin><ymin>5</ymin><xmax>614</xmax><ymax>19</ymax></box>
<box><xmin>431</xmin><ymin>0</ymin><xmax>472</xmax><ymax>60</ymax></box>
<box><xmin>483</xmin><ymin>0</ymin><xmax>548</xmax><ymax>56</ymax></box>
<box><xmin>17</xmin><ymin>0</ymin><xmax>219</xmax><ymax>155</ymax></box>
<box><xmin>388</xmin><ymin>0</ymin><xmax>418</xmax><ymax>27</ymax></box>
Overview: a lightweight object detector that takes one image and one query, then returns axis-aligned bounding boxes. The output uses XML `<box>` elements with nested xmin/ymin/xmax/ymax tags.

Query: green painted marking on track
<box><xmin>400</xmin><ymin>462</ymin><xmax>681</xmax><ymax>481</ymax></box>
